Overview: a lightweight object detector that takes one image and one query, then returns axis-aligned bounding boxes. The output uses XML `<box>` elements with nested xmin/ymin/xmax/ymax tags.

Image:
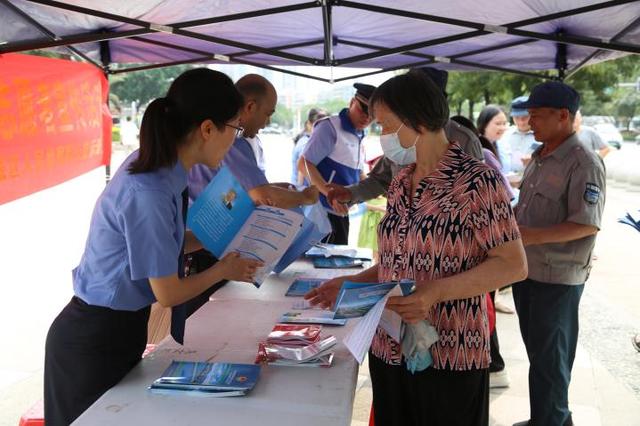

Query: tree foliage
<box><xmin>109</xmin><ymin>65</ymin><xmax>196</xmax><ymax>107</ymax></box>
<box><xmin>446</xmin><ymin>55</ymin><xmax>640</xmax><ymax>121</ymax></box>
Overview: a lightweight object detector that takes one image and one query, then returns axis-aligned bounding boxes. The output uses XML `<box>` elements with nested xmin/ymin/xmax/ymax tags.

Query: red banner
<box><xmin>0</xmin><ymin>53</ymin><xmax>111</xmax><ymax>205</ymax></box>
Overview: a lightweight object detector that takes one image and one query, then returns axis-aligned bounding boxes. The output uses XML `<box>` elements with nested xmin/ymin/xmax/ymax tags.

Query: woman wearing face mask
<box><xmin>305</xmin><ymin>70</ymin><xmax>527</xmax><ymax>426</ymax></box>
<box><xmin>44</xmin><ymin>69</ymin><xmax>263</xmax><ymax>426</ymax></box>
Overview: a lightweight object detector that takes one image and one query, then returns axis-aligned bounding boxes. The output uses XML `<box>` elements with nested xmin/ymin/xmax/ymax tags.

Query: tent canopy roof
<box><xmin>1</xmin><ymin>0</ymin><xmax>640</xmax><ymax>82</ymax></box>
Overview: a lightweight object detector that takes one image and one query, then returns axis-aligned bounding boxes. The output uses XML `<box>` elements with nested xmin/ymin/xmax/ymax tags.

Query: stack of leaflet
<box><xmin>279</xmin><ymin>298</ymin><xmax>347</xmax><ymax>326</ymax></box>
<box><xmin>149</xmin><ymin>361</ymin><xmax>260</xmax><ymax>397</ymax></box>
<box><xmin>255</xmin><ymin>324</ymin><xmax>336</xmax><ymax>367</ymax></box>
<box><xmin>305</xmin><ymin>243</ymin><xmax>372</xmax><ymax>269</ymax></box>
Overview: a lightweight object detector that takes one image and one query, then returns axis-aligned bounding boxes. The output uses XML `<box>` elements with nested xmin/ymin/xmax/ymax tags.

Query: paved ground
<box><xmin>0</xmin><ymin>138</ymin><xmax>639</xmax><ymax>426</ymax></box>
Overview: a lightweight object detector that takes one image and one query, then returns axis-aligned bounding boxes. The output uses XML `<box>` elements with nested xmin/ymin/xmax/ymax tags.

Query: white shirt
<box><xmin>497</xmin><ymin>126</ymin><xmax>539</xmax><ymax>174</ymax></box>
<box><xmin>245</xmin><ymin>136</ymin><xmax>266</xmax><ymax>173</ymax></box>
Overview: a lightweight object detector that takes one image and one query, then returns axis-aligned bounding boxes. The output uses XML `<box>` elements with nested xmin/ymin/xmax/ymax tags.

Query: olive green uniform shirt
<box><xmin>516</xmin><ymin>133</ymin><xmax>606</xmax><ymax>285</ymax></box>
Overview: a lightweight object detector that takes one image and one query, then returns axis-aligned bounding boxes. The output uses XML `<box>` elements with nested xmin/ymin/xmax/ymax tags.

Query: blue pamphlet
<box><xmin>187</xmin><ymin>167</ymin><xmax>303</xmax><ymax>286</ymax></box>
<box><xmin>334</xmin><ymin>280</ymin><xmax>415</xmax><ymax>319</ymax></box>
<box><xmin>313</xmin><ymin>257</ymin><xmax>364</xmax><ymax>269</ymax></box>
<box><xmin>150</xmin><ymin>361</ymin><xmax>260</xmax><ymax>396</ymax></box>
<box><xmin>273</xmin><ymin>202</ymin><xmax>331</xmax><ymax>273</ymax></box>
<box><xmin>285</xmin><ymin>278</ymin><xmax>325</xmax><ymax>297</ymax></box>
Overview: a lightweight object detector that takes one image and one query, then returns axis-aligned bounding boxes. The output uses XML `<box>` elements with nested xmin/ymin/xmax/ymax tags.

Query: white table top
<box><xmin>73</xmin><ymin>266</ymin><xmax>360</xmax><ymax>426</ymax></box>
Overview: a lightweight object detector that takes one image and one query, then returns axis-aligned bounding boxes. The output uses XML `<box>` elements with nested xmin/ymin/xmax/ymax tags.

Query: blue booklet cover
<box><xmin>333</xmin><ymin>280</ymin><xmax>415</xmax><ymax>319</ymax></box>
<box><xmin>285</xmin><ymin>278</ymin><xmax>325</xmax><ymax>297</ymax></box>
<box><xmin>150</xmin><ymin>361</ymin><xmax>260</xmax><ymax>393</ymax></box>
<box><xmin>187</xmin><ymin>167</ymin><xmax>255</xmax><ymax>259</ymax></box>
<box><xmin>187</xmin><ymin>167</ymin><xmax>303</xmax><ymax>286</ymax></box>
<box><xmin>313</xmin><ymin>257</ymin><xmax>364</xmax><ymax>269</ymax></box>
<box><xmin>273</xmin><ymin>202</ymin><xmax>331</xmax><ymax>273</ymax></box>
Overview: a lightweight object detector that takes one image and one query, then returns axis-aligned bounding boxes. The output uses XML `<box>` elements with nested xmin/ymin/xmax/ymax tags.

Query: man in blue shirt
<box><xmin>187</xmin><ymin>74</ymin><xmax>318</xmax><ymax>296</ymax></box>
<box><xmin>189</xmin><ymin>74</ymin><xmax>318</xmax><ymax>208</ymax></box>
<box><xmin>497</xmin><ymin>96</ymin><xmax>541</xmax><ymax>174</ymax></box>
<box><xmin>298</xmin><ymin>83</ymin><xmax>375</xmax><ymax>244</ymax></box>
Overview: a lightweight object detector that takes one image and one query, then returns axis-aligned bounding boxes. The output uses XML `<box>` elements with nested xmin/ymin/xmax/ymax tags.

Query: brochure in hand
<box><xmin>187</xmin><ymin>167</ymin><xmax>303</xmax><ymax>286</ymax></box>
<box><xmin>149</xmin><ymin>361</ymin><xmax>260</xmax><ymax>397</ymax></box>
<box><xmin>272</xmin><ymin>202</ymin><xmax>332</xmax><ymax>273</ymax></box>
<box><xmin>334</xmin><ymin>280</ymin><xmax>415</xmax><ymax>319</ymax></box>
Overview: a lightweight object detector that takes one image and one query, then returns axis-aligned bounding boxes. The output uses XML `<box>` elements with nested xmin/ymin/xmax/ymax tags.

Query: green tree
<box><xmin>109</xmin><ymin>65</ymin><xmax>195</xmax><ymax>106</ymax></box>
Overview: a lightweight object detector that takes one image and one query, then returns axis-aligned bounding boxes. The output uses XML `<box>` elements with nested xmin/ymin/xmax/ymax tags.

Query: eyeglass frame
<box><xmin>225</xmin><ymin>123</ymin><xmax>244</xmax><ymax>138</ymax></box>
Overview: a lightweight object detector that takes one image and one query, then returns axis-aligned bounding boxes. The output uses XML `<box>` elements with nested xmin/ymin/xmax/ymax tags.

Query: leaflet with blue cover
<box><xmin>306</xmin><ymin>243</ymin><xmax>373</xmax><ymax>260</ymax></box>
<box><xmin>312</xmin><ymin>257</ymin><xmax>364</xmax><ymax>269</ymax></box>
<box><xmin>285</xmin><ymin>278</ymin><xmax>325</xmax><ymax>297</ymax></box>
<box><xmin>149</xmin><ymin>361</ymin><xmax>260</xmax><ymax>396</ymax></box>
<box><xmin>187</xmin><ymin>167</ymin><xmax>303</xmax><ymax>286</ymax></box>
<box><xmin>334</xmin><ymin>281</ymin><xmax>415</xmax><ymax>319</ymax></box>
<box><xmin>273</xmin><ymin>202</ymin><xmax>331</xmax><ymax>273</ymax></box>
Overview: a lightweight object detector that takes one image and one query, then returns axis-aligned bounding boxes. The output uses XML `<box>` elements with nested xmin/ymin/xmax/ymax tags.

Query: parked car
<box><xmin>593</xmin><ymin>123</ymin><xmax>623</xmax><ymax>150</ymax></box>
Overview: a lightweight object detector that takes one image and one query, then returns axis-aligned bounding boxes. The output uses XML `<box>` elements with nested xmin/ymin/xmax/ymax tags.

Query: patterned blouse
<box><xmin>371</xmin><ymin>143</ymin><xmax>520</xmax><ymax>370</ymax></box>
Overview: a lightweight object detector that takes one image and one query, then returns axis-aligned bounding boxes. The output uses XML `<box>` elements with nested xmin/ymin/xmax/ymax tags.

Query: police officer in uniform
<box><xmin>511</xmin><ymin>82</ymin><xmax>606</xmax><ymax>426</ymax></box>
<box><xmin>44</xmin><ymin>69</ymin><xmax>262</xmax><ymax>425</ymax></box>
<box><xmin>298</xmin><ymin>82</ymin><xmax>375</xmax><ymax>244</ymax></box>
<box><xmin>324</xmin><ymin>68</ymin><xmax>484</xmax><ymax>212</ymax></box>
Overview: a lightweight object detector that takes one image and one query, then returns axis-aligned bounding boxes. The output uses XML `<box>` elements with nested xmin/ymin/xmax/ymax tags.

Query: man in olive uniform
<box><xmin>511</xmin><ymin>82</ymin><xmax>606</xmax><ymax>426</ymax></box>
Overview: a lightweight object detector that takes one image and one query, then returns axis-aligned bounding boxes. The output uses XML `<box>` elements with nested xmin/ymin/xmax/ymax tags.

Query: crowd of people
<box><xmin>43</xmin><ymin>66</ymin><xmax>607</xmax><ymax>426</ymax></box>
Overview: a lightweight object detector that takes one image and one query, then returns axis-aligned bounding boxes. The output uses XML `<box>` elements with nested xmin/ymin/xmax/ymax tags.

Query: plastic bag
<box><xmin>401</xmin><ymin>320</ymin><xmax>439</xmax><ymax>374</ymax></box>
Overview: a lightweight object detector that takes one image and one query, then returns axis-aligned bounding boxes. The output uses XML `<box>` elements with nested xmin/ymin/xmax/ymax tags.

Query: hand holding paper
<box><xmin>386</xmin><ymin>281</ymin><xmax>441</xmax><ymax>324</ymax></box>
<box><xmin>216</xmin><ymin>252</ymin><xmax>264</xmax><ymax>283</ymax></box>
<box><xmin>304</xmin><ymin>276</ymin><xmax>350</xmax><ymax>309</ymax></box>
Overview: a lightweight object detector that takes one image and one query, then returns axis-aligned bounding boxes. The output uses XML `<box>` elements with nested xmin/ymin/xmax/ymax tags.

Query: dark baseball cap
<box><xmin>512</xmin><ymin>81</ymin><xmax>580</xmax><ymax>114</ymax></box>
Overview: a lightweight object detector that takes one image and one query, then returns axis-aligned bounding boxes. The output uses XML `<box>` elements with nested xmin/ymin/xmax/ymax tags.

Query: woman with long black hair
<box><xmin>44</xmin><ymin>68</ymin><xmax>262</xmax><ymax>425</ymax></box>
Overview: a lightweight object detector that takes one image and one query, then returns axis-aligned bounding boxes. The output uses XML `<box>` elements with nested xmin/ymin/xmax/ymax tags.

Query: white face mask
<box><xmin>379</xmin><ymin>123</ymin><xmax>418</xmax><ymax>165</ymax></box>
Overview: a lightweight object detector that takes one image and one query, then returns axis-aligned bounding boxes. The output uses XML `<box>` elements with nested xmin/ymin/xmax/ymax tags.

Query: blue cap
<box><xmin>512</xmin><ymin>81</ymin><xmax>580</xmax><ymax>114</ymax></box>
<box><xmin>510</xmin><ymin>96</ymin><xmax>529</xmax><ymax>117</ymax></box>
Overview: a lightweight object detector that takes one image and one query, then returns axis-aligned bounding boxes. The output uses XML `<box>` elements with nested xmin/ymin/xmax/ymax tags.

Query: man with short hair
<box><xmin>298</xmin><ymin>82</ymin><xmax>375</xmax><ymax>244</ymax></box>
<box><xmin>325</xmin><ymin>68</ymin><xmax>483</xmax><ymax>212</ymax></box>
<box><xmin>511</xmin><ymin>81</ymin><xmax>606</xmax><ymax>426</ymax></box>
<box><xmin>497</xmin><ymin>95</ymin><xmax>540</xmax><ymax>174</ymax></box>
<box><xmin>186</xmin><ymin>74</ymin><xmax>318</xmax><ymax>311</ymax></box>
<box><xmin>189</xmin><ymin>74</ymin><xmax>318</xmax><ymax>208</ymax></box>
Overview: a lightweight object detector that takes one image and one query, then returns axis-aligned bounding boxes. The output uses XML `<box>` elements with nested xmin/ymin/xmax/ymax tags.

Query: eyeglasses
<box><xmin>225</xmin><ymin>123</ymin><xmax>244</xmax><ymax>138</ymax></box>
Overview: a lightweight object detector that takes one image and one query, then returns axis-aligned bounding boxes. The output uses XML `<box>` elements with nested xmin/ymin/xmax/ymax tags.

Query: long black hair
<box><xmin>369</xmin><ymin>69</ymin><xmax>449</xmax><ymax>132</ymax></box>
<box><xmin>450</xmin><ymin>114</ymin><xmax>498</xmax><ymax>158</ymax></box>
<box><xmin>476</xmin><ymin>104</ymin><xmax>505</xmax><ymax>161</ymax></box>
<box><xmin>128</xmin><ymin>68</ymin><xmax>243</xmax><ymax>174</ymax></box>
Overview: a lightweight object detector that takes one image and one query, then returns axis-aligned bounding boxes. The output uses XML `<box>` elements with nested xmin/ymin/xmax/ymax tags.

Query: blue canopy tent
<box><xmin>1</xmin><ymin>0</ymin><xmax>640</xmax><ymax>82</ymax></box>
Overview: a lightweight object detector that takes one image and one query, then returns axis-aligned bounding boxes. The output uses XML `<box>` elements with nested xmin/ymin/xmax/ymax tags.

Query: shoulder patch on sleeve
<box><xmin>584</xmin><ymin>182</ymin><xmax>601</xmax><ymax>205</ymax></box>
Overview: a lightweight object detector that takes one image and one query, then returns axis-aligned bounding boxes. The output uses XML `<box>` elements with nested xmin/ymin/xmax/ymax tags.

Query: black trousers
<box><xmin>369</xmin><ymin>353</ymin><xmax>489</xmax><ymax>426</ymax></box>
<box><xmin>44</xmin><ymin>296</ymin><xmax>150</xmax><ymax>426</ymax></box>
<box><xmin>184</xmin><ymin>249</ymin><xmax>227</xmax><ymax>317</ymax></box>
<box><xmin>488</xmin><ymin>290</ymin><xmax>505</xmax><ymax>372</ymax></box>
<box><xmin>324</xmin><ymin>213</ymin><xmax>349</xmax><ymax>245</ymax></box>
